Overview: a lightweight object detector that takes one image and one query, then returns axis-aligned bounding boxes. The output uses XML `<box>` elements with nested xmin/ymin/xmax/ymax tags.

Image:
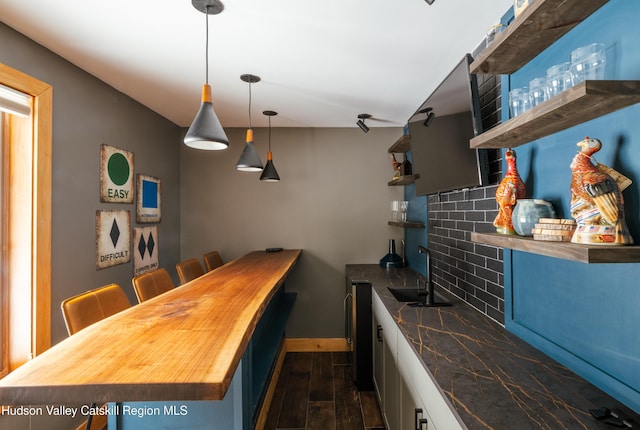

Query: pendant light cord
<box><xmin>248</xmin><ymin>80</ymin><xmax>253</xmax><ymax>129</ymax></box>
<box><xmin>205</xmin><ymin>5</ymin><xmax>210</xmax><ymax>85</ymax></box>
<box><xmin>268</xmin><ymin>115</ymin><xmax>272</xmax><ymax>151</ymax></box>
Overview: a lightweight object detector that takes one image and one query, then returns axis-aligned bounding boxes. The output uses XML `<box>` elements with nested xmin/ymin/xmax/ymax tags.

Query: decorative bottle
<box><xmin>493</xmin><ymin>148</ymin><xmax>526</xmax><ymax>235</ymax></box>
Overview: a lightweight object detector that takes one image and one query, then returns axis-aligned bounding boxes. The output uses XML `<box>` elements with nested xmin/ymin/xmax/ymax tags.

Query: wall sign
<box><xmin>136</xmin><ymin>174</ymin><xmax>161</xmax><ymax>223</ymax></box>
<box><xmin>96</xmin><ymin>210</ymin><xmax>131</xmax><ymax>269</ymax></box>
<box><xmin>133</xmin><ymin>226</ymin><xmax>159</xmax><ymax>276</ymax></box>
<box><xmin>100</xmin><ymin>144</ymin><xmax>134</xmax><ymax>203</ymax></box>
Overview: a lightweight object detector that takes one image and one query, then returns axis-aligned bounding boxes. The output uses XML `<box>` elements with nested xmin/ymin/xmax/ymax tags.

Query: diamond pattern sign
<box><xmin>100</xmin><ymin>144</ymin><xmax>134</xmax><ymax>203</ymax></box>
<box><xmin>96</xmin><ymin>210</ymin><xmax>131</xmax><ymax>269</ymax></box>
<box><xmin>133</xmin><ymin>226</ymin><xmax>159</xmax><ymax>276</ymax></box>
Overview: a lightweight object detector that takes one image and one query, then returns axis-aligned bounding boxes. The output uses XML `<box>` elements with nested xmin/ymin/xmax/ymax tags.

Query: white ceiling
<box><xmin>0</xmin><ymin>0</ymin><xmax>512</xmax><ymax>128</ymax></box>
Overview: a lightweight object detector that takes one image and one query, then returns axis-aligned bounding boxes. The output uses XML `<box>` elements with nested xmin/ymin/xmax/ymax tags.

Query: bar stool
<box><xmin>132</xmin><ymin>268</ymin><xmax>175</xmax><ymax>303</ymax></box>
<box><xmin>61</xmin><ymin>283</ymin><xmax>131</xmax><ymax>336</ymax></box>
<box><xmin>203</xmin><ymin>250</ymin><xmax>224</xmax><ymax>272</ymax></box>
<box><xmin>61</xmin><ymin>283</ymin><xmax>131</xmax><ymax>430</ymax></box>
<box><xmin>176</xmin><ymin>258</ymin><xmax>205</xmax><ymax>285</ymax></box>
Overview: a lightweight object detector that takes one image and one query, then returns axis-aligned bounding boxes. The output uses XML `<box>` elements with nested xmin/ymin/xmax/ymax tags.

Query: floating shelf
<box><xmin>470</xmin><ymin>0</ymin><xmax>608</xmax><ymax>75</ymax></box>
<box><xmin>388</xmin><ymin>174</ymin><xmax>420</xmax><ymax>186</ymax></box>
<box><xmin>388</xmin><ymin>221</ymin><xmax>425</xmax><ymax>229</ymax></box>
<box><xmin>388</xmin><ymin>135</ymin><xmax>411</xmax><ymax>153</ymax></box>
<box><xmin>470</xmin><ymin>80</ymin><xmax>640</xmax><ymax>149</ymax></box>
<box><xmin>471</xmin><ymin>232</ymin><xmax>640</xmax><ymax>264</ymax></box>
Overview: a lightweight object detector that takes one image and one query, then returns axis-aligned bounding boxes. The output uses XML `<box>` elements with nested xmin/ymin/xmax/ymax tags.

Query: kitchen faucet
<box><xmin>417</xmin><ymin>245</ymin><xmax>451</xmax><ymax>307</ymax></box>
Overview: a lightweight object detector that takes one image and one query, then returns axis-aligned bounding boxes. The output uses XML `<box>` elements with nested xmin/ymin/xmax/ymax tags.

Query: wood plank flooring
<box><xmin>263</xmin><ymin>352</ymin><xmax>385</xmax><ymax>430</ymax></box>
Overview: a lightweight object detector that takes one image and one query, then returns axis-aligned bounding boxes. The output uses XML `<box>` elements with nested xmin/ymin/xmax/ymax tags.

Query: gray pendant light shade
<box><xmin>236</xmin><ymin>74</ymin><xmax>263</xmax><ymax>171</ymax></box>
<box><xmin>260</xmin><ymin>110</ymin><xmax>280</xmax><ymax>182</ymax></box>
<box><xmin>236</xmin><ymin>129</ymin><xmax>263</xmax><ymax>172</ymax></box>
<box><xmin>260</xmin><ymin>157</ymin><xmax>280</xmax><ymax>182</ymax></box>
<box><xmin>184</xmin><ymin>0</ymin><xmax>228</xmax><ymax>150</ymax></box>
<box><xmin>184</xmin><ymin>84</ymin><xmax>229</xmax><ymax>150</ymax></box>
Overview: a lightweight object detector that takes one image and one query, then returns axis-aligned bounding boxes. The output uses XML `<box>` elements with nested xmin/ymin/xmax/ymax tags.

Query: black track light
<box><xmin>357</xmin><ymin>114</ymin><xmax>371</xmax><ymax>133</ymax></box>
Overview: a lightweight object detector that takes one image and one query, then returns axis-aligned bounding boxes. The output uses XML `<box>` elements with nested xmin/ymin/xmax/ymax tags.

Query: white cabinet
<box><xmin>373</xmin><ymin>291</ymin><xmax>399</xmax><ymax>429</ymax></box>
<box><xmin>373</xmin><ymin>290</ymin><xmax>465</xmax><ymax>430</ymax></box>
<box><xmin>400</xmin><ymin>374</ymin><xmax>433</xmax><ymax>430</ymax></box>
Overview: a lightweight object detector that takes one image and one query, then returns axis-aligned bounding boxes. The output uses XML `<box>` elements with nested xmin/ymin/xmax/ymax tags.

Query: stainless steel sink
<box><xmin>387</xmin><ymin>287</ymin><xmax>428</xmax><ymax>303</ymax></box>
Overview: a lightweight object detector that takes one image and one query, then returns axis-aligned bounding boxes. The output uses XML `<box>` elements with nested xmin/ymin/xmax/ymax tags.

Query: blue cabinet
<box><xmin>109</xmin><ymin>285</ymin><xmax>296</xmax><ymax>429</ymax></box>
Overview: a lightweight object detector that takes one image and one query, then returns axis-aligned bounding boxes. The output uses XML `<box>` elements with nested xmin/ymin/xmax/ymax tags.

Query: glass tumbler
<box><xmin>508</xmin><ymin>87</ymin><xmax>530</xmax><ymax>118</ymax></box>
<box><xmin>571</xmin><ymin>43</ymin><xmax>606</xmax><ymax>85</ymax></box>
<box><xmin>546</xmin><ymin>62</ymin><xmax>572</xmax><ymax>98</ymax></box>
<box><xmin>529</xmin><ymin>77</ymin><xmax>548</xmax><ymax>108</ymax></box>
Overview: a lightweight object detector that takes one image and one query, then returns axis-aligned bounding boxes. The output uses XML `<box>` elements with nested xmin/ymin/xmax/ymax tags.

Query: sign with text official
<box><xmin>96</xmin><ymin>210</ymin><xmax>131</xmax><ymax>269</ymax></box>
<box><xmin>133</xmin><ymin>226</ymin><xmax>158</xmax><ymax>276</ymax></box>
<box><xmin>100</xmin><ymin>144</ymin><xmax>134</xmax><ymax>203</ymax></box>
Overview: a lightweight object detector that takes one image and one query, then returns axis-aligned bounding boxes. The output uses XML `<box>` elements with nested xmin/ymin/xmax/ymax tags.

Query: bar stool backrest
<box><xmin>203</xmin><ymin>251</ymin><xmax>224</xmax><ymax>272</ymax></box>
<box><xmin>132</xmin><ymin>268</ymin><xmax>175</xmax><ymax>303</ymax></box>
<box><xmin>61</xmin><ymin>283</ymin><xmax>131</xmax><ymax>336</ymax></box>
<box><xmin>176</xmin><ymin>258</ymin><xmax>205</xmax><ymax>285</ymax></box>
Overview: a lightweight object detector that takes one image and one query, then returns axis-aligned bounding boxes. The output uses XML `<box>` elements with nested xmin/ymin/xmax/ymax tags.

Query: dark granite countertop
<box><xmin>346</xmin><ymin>264</ymin><xmax>639</xmax><ymax>430</ymax></box>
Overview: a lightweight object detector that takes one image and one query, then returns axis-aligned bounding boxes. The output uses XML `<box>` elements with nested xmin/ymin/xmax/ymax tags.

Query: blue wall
<box><xmin>503</xmin><ymin>0</ymin><xmax>640</xmax><ymax>413</ymax></box>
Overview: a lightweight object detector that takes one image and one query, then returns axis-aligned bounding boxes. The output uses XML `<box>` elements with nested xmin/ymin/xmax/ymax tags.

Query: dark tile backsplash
<box><xmin>426</xmin><ymin>70</ymin><xmax>505</xmax><ymax>325</ymax></box>
<box><xmin>427</xmin><ymin>188</ymin><xmax>504</xmax><ymax>324</ymax></box>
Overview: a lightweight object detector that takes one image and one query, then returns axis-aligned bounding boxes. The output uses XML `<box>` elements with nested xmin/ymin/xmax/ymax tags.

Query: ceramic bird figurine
<box><xmin>390</xmin><ymin>154</ymin><xmax>402</xmax><ymax>178</ymax></box>
<box><xmin>569</xmin><ymin>137</ymin><xmax>633</xmax><ymax>244</ymax></box>
<box><xmin>494</xmin><ymin>148</ymin><xmax>526</xmax><ymax>234</ymax></box>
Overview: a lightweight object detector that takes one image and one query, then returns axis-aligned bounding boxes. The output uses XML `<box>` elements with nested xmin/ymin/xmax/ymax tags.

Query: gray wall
<box><xmin>0</xmin><ymin>22</ymin><xmax>182</xmax><ymax>346</ymax></box>
<box><xmin>180</xmin><ymin>127</ymin><xmax>404</xmax><ymax>337</ymax></box>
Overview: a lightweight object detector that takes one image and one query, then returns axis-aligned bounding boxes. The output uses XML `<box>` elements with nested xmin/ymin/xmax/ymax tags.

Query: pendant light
<box><xmin>260</xmin><ymin>110</ymin><xmax>280</xmax><ymax>182</ymax></box>
<box><xmin>236</xmin><ymin>74</ymin><xmax>264</xmax><ymax>171</ymax></box>
<box><xmin>183</xmin><ymin>0</ymin><xmax>229</xmax><ymax>150</ymax></box>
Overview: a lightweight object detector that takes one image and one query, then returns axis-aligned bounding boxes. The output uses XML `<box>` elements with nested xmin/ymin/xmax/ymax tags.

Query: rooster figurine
<box><xmin>569</xmin><ymin>137</ymin><xmax>633</xmax><ymax>245</ymax></box>
<box><xmin>494</xmin><ymin>148</ymin><xmax>526</xmax><ymax>234</ymax></box>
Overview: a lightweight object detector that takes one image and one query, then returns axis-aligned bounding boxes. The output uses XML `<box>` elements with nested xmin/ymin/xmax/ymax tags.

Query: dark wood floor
<box><xmin>263</xmin><ymin>352</ymin><xmax>385</xmax><ymax>430</ymax></box>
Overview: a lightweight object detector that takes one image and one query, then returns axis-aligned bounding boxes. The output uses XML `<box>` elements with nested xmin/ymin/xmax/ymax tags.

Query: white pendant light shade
<box><xmin>184</xmin><ymin>84</ymin><xmax>229</xmax><ymax>150</ymax></box>
<box><xmin>236</xmin><ymin>129</ymin><xmax>263</xmax><ymax>171</ymax></box>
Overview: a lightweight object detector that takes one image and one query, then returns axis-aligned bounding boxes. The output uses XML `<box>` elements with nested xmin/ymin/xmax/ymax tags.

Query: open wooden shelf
<box><xmin>388</xmin><ymin>221</ymin><xmax>425</xmax><ymax>229</ymax></box>
<box><xmin>470</xmin><ymin>80</ymin><xmax>640</xmax><ymax>149</ymax></box>
<box><xmin>470</xmin><ymin>0</ymin><xmax>608</xmax><ymax>75</ymax></box>
<box><xmin>471</xmin><ymin>232</ymin><xmax>640</xmax><ymax>263</ymax></box>
<box><xmin>388</xmin><ymin>135</ymin><xmax>411</xmax><ymax>153</ymax></box>
<box><xmin>388</xmin><ymin>174</ymin><xmax>420</xmax><ymax>186</ymax></box>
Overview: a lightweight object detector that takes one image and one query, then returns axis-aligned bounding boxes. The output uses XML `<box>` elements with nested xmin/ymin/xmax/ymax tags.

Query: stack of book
<box><xmin>532</xmin><ymin>218</ymin><xmax>577</xmax><ymax>242</ymax></box>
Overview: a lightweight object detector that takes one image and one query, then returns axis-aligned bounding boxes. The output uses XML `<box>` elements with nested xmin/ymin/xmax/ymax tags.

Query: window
<box><xmin>0</xmin><ymin>64</ymin><xmax>52</xmax><ymax>376</ymax></box>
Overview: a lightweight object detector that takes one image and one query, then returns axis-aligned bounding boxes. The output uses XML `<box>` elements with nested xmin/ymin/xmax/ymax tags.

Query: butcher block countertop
<box><xmin>0</xmin><ymin>249</ymin><xmax>302</xmax><ymax>405</ymax></box>
<box><xmin>346</xmin><ymin>264</ymin><xmax>639</xmax><ymax>430</ymax></box>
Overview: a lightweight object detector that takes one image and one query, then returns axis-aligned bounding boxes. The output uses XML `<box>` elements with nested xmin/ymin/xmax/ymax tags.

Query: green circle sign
<box><xmin>107</xmin><ymin>153</ymin><xmax>130</xmax><ymax>186</ymax></box>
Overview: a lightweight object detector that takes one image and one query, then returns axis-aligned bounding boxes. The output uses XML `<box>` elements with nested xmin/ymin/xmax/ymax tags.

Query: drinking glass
<box><xmin>399</xmin><ymin>201</ymin><xmax>409</xmax><ymax>222</ymax></box>
<box><xmin>546</xmin><ymin>62</ymin><xmax>572</xmax><ymax>98</ymax></box>
<box><xmin>391</xmin><ymin>200</ymin><xmax>400</xmax><ymax>221</ymax></box>
<box><xmin>529</xmin><ymin>77</ymin><xmax>548</xmax><ymax>107</ymax></box>
<box><xmin>571</xmin><ymin>43</ymin><xmax>606</xmax><ymax>85</ymax></box>
<box><xmin>508</xmin><ymin>87</ymin><xmax>530</xmax><ymax>118</ymax></box>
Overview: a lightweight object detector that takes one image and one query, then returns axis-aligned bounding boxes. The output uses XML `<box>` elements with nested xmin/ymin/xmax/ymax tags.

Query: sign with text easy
<box><xmin>100</xmin><ymin>144</ymin><xmax>134</xmax><ymax>203</ymax></box>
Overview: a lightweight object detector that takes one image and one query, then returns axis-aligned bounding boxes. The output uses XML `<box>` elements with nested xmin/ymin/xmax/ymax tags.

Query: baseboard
<box><xmin>284</xmin><ymin>337</ymin><xmax>350</xmax><ymax>352</ymax></box>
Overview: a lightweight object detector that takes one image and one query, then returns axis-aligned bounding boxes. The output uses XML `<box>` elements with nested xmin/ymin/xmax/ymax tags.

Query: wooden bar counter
<box><xmin>0</xmin><ymin>249</ymin><xmax>302</xmax><ymax>405</ymax></box>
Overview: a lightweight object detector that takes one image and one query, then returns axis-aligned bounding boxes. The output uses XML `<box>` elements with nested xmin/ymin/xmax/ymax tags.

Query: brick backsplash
<box><xmin>425</xmin><ymin>68</ymin><xmax>506</xmax><ymax>325</ymax></box>
<box><xmin>428</xmin><ymin>187</ymin><xmax>504</xmax><ymax>324</ymax></box>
